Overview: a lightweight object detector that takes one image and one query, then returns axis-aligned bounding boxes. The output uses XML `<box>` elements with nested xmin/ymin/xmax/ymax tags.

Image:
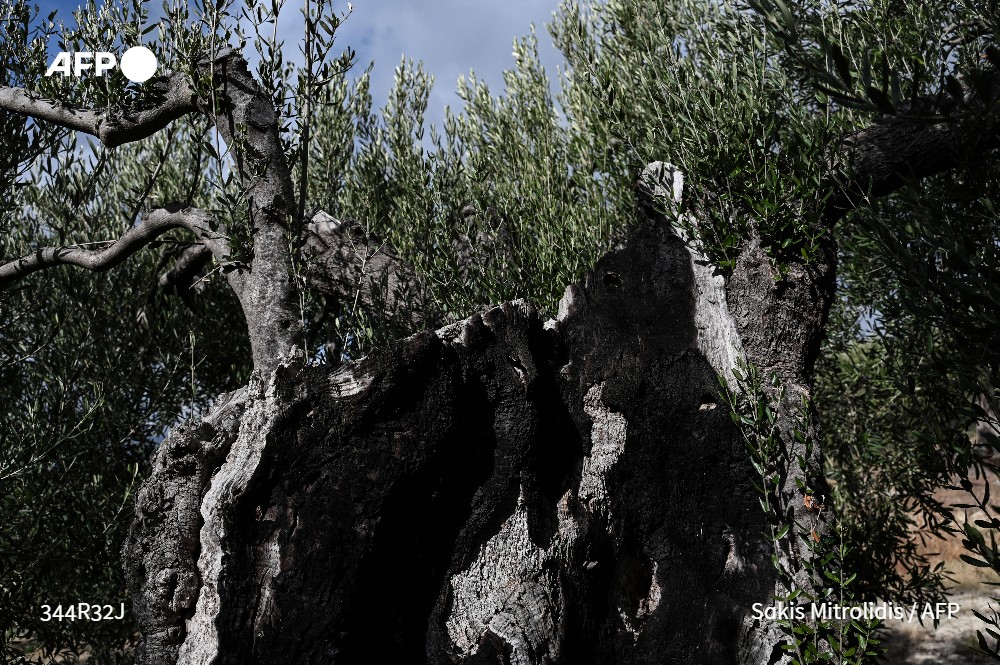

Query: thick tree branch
<box><xmin>204</xmin><ymin>51</ymin><xmax>304</xmax><ymax>371</ymax></box>
<box><xmin>158</xmin><ymin>243</ymin><xmax>212</xmax><ymax>288</ymax></box>
<box><xmin>158</xmin><ymin>243</ymin><xmax>213</xmax><ymax>306</ymax></box>
<box><xmin>0</xmin><ymin>205</ymin><xmax>226</xmax><ymax>291</ymax></box>
<box><xmin>828</xmin><ymin>85</ymin><xmax>1000</xmax><ymax>223</ymax></box>
<box><xmin>0</xmin><ymin>73</ymin><xmax>197</xmax><ymax>148</ymax></box>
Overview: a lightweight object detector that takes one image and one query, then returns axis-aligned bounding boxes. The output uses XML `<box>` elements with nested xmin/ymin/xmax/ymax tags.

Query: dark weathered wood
<box><xmin>124</xmin><ymin>165</ymin><xmax>836</xmax><ymax>664</ymax></box>
<box><xmin>302</xmin><ymin>212</ymin><xmax>424</xmax><ymax>328</ymax></box>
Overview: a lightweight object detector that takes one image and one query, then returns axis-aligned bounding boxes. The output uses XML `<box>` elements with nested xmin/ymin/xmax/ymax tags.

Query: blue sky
<box><xmin>41</xmin><ymin>0</ymin><xmax>565</xmax><ymax>128</ymax></box>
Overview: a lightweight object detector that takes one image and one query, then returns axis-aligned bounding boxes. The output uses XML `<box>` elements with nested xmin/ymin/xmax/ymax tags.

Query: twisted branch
<box><xmin>0</xmin><ymin>205</ymin><xmax>227</xmax><ymax>291</ymax></box>
<box><xmin>0</xmin><ymin>72</ymin><xmax>198</xmax><ymax>149</ymax></box>
<box><xmin>827</xmin><ymin>76</ymin><xmax>1000</xmax><ymax>223</ymax></box>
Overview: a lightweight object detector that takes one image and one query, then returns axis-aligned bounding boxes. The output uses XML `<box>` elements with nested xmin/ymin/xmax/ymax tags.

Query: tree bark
<box><xmin>124</xmin><ymin>164</ymin><xmax>835</xmax><ymax>664</ymax></box>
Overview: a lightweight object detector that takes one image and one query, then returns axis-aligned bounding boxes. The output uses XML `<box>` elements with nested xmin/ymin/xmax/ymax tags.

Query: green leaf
<box><xmin>772</xmin><ymin>0</ymin><xmax>797</xmax><ymax>38</ymax></box>
<box><xmin>961</xmin><ymin>554</ymin><xmax>991</xmax><ymax>567</ymax></box>
<box><xmin>829</xmin><ymin>43</ymin><xmax>852</xmax><ymax>88</ymax></box>
<box><xmin>978</xmin><ymin>630</ymin><xmax>994</xmax><ymax>654</ymax></box>
<box><xmin>865</xmin><ymin>86</ymin><xmax>895</xmax><ymax>114</ymax></box>
<box><xmin>945</xmin><ymin>75</ymin><xmax>964</xmax><ymax>104</ymax></box>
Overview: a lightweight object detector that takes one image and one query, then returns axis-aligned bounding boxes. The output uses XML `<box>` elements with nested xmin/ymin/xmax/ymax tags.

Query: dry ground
<box><xmin>880</xmin><ymin>470</ymin><xmax>1000</xmax><ymax>664</ymax></box>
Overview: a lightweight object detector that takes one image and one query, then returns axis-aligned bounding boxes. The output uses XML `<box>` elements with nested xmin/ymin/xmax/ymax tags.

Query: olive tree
<box><xmin>3</xmin><ymin>0</ymin><xmax>1000</xmax><ymax>663</ymax></box>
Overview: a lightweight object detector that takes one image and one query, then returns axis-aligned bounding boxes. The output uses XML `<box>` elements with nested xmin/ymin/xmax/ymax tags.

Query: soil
<box><xmin>880</xmin><ymin>589</ymin><xmax>998</xmax><ymax>664</ymax></box>
<box><xmin>881</xmin><ymin>467</ymin><xmax>1000</xmax><ymax>664</ymax></box>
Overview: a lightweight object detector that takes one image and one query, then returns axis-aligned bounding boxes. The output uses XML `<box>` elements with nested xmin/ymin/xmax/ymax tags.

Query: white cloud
<box><xmin>276</xmin><ymin>0</ymin><xmax>564</xmax><ymax>128</ymax></box>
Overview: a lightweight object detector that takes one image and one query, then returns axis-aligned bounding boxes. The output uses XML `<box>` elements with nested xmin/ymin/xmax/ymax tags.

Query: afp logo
<box><xmin>45</xmin><ymin>46</ymin><xmax>157</xmax><ymax>83</ymax></box>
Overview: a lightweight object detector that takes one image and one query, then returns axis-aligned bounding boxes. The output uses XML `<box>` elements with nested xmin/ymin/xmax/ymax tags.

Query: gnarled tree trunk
<box><xmin>124</xmin><ymin>164</ymin><xmax>835</xmax><ymax>665</ymax></box>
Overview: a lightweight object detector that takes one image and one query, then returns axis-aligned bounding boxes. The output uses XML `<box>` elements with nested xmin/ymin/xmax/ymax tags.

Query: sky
<box><xmin>42</xmin><ymin>0</ymin><xmax>566</xmax><ymax>129</ymax></box>
<box><xmin>311</xmin><ymin>0</ymin><xmax>564</xmax><ymax>126</ymax></box>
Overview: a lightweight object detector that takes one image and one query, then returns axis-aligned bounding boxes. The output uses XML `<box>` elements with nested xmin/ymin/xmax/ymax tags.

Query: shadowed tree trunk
<box><xmin>122</xmin><ymin>164</ymin><xmax>836</xmax><ymax>665</ymax></box>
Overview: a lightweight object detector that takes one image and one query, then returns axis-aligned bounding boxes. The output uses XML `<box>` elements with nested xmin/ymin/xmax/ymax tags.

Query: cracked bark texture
<box><xmin>125</xmin><ymin>165</ymin><xmax>835</xmax><ymax>664</ymax></box>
